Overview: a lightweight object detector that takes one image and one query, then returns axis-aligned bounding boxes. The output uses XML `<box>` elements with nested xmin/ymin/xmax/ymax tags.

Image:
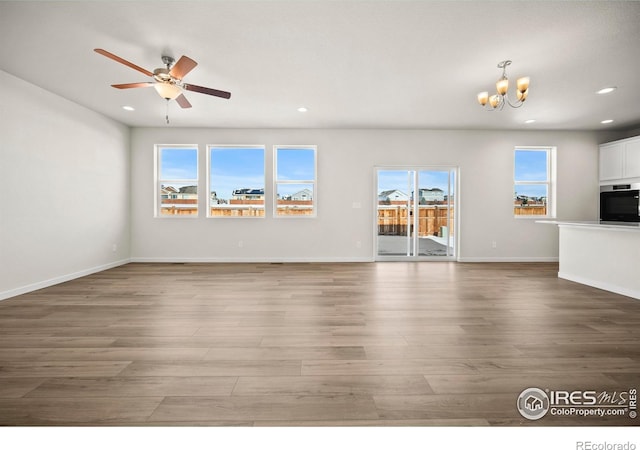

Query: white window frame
<box><xmin>207</xmin><ymin>145</ymin><xmax>266</xmax><ymax>219</ymax></box>
<box><xmin>513</xmin><ymin>146</ymin><xmax>556</xmax><ymax>219</ymax></box>
<box><xmin>274</xmin><ymin>145</ymin><xmax>317</xmax><ymax>218</ymax></box>
<box><xmin>154</xmin><ymin>144</ymin><xmax>199</xmax><ymax>218</ymax></box>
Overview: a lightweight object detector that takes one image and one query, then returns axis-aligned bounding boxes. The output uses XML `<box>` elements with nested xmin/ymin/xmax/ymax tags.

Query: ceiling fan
<box><xmin>94</xmin><ymin>48</ymin><xmax>231</xmax><ymax>110</ymax></box>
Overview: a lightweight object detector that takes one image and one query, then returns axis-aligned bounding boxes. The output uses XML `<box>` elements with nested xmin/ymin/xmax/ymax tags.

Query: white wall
<box><xmin>131</xmin><ymin>127</ymin><xmax>600</xmax><ymax>262</ymax></box>
<box><xmin>0</xmin><ymin>70</ymin><xmax>131</xmax><ymax>300</ymax></box>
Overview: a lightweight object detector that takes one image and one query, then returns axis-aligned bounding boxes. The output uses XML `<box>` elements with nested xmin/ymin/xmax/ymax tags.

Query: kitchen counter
<box><xmin>537</xmin><ymin>220</ymin><xmax>640</xmax><ymax>231</ymax></box>
<box><xmin>538</xmin><ymin>220</ymin><xmax>640</xmax><ymax>300</ymax></box>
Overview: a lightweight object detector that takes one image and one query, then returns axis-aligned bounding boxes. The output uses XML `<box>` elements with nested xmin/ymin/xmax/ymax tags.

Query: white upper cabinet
<box><xmin>624</xmin><ymin>138</ymin><xmax>640</xmax><ymax>179</ymax></box>
<box><xmin>599</xmin><ymin>142</ymin><xmax>624</xmax><ymax>181</ymax></box>
<box><xmin>599</xmin><ymin>136</ymin><xmax>640</xmax><ymax>182</ymax></box>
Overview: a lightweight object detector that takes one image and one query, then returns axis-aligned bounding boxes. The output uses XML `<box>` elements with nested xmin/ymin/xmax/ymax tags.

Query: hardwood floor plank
<box><xmin>232</xmin><ymin>375</ymin><xmax>433</xmax><ymax>396</ymax></box>
<box><xmin>470</xmin><ymin>357</ymin><xmax>640</xmax><ymax>374</ymax></box>
<box><xmin>25</xmin><ymin>376</ymin><xmax>237</xmax><ymax>398</ymax></box>
<box><xmin>111</xmin><ymin>336</ymin><xmax>263</xmax><ymax>348</ymax></box>
<box><xmin>119</xmin><ymin>420</ymin><xmax>254</xmax><ymax>426</ymax></box>
<box><xmin>425</xmin><ymin>374</ymin><xmax>629</xmax><ymax>395</ymax></box>
<box><xmin>301</xmin><ymin>359</ymin><xmax>479</xmax><ymax>376</ymax></box>
<box><xmin>364</xmin><ymin>344</ymin><xmax>525</xmax><ymax>360</ymax></box>
<box><xmin>488</xmin><ymin>416</ymin><xmax>636</xmax><ymax>426</ymax></box>
<box><xmin>0</xmin><ymin>347</ymin><xmax>209</xmax><ymax>362</ymax></box>
<box><xmin>0</xmin><ymin>378</ymin><xmax>47</xmax><ymax>398</ymax></box>
<box><xmin>0</xmin><ymin>326</ymin><xmax>201</xmax><ymax>338</ymax></box>
<box><xmin>118</xmin><ymin>360</ymin><xmax>301</xmax><ymax>377</ymax></box>
<box><xmin>515</xmin><ymin>343</ymin><xmax>640</xmax><ymax>358</ymax></box>
<box><xmin>0</xmin><ymin>337</ymin><xmax>117</xmax><ymax>348</ymax></box>
<box><xmin>194</xmin><ymin>326</ymin><xmax>336</xmax><ymax>337</ymax></box>
<box><xmin>602</xmin><ymin>373</ymin><xmax>640</xmax><ymax>385</ymax></box>
<box><xmin>331</xmin><ymin>324</ymin><xmax>467</xmax><ymax>336</ymax></box>
<box><xmin>403</xmin><ymin>332</ymin><xmax>625</xmax><ymax>346</ymax></box>
<box><xmin>373</xmin><ymin>393</ymin><xmax>516</xmax><ymax>420</ymax></box>
<box><xmin>0</xmin><ymin>397</ymin><xmax>162</xmax><ymax>425</ymax></box>
<box><xmin>149</xmin><ymin>395</ymin><xmax>379</xmax><ymax>422</ymax></box>
<box><xmin>460</xmin><ymin>323</ymin><xmax>600</xmax><ymax>334</ymax></box>
<box><xmin>204</xmin><ymin>346</ymin><xmax>366</xmax><ymax>361</ymax></box>
<box><xmin>253</xmin><ymin>418</ymin><xmax>491</xmax><ymax>426</ymax></box>
<box><xmin>261</xmin><ymin>335</ymin><xmax>409</xmax><ymax>347</ymax></box>
<box><xmin>0</xmin><ymin>361</ymin><xmax>130</xmax><ymax>378</ymax></box>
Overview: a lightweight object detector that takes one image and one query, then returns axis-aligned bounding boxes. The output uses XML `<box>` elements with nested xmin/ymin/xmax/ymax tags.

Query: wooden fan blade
<box><xmin>94</xmin><ymin>48</ymin><xmax>153</xmax><ymax>77</ymax></box>
<box><xmin>183</xmin><ymin>83</ymin><xmax>231</xmax><ymax>99</ymax></box>
<box><xmin>111</xmin><ymin>82</ymin><xmax>154</xmax><ymax>89</ymax></box>
<box><xmin>175</xmin><ymin>94</ymin><xmax>192</xmax><ymax>109</ymax></box>
<box><xmin>170</xmin><ymin>56</ymin><xmax>197</xmax><ymax>80</ymax></box>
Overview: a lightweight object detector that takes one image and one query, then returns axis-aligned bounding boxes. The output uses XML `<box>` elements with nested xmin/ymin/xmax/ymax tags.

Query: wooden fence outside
<box><xmin>513</xmin><ymin>205</ymin><xmax>547</xmax><ymax>216</ymax></box>
<box><xmin>378</xmin><ymin>205</ymin><xmax>454</xmax><ymax>237</ymax></box>
<box><xmin>161</xmin><ymin>199</ymin><xmax>314</xmax><ymax>217</ymax></box>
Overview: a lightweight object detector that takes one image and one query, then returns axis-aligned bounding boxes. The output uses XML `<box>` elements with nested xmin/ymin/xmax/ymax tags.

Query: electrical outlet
<box><xmin>356</xmin><ymin>240</ymin><xmax>362</xmax><ymax>248</ymax></box>
<box><xmin>238</xmin><ymin>240</ymin><xmax>244</xmax><ymax>248</ymax></box>
<box><xmin>492</xmin><ymin>240</ymin><xmax>497</xmax><ymax>249</ymax></box>
<box><xmin>112</xmin><ymin>244</ymin><xmax>117</xmax><ymax>252</ymax></box>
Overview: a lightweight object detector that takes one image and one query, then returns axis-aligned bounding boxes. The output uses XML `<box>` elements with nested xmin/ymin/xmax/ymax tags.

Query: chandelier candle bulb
<box><xmin>477</xmin><ymin>91</ymin><xmax>489</xmax><ymax>106</ymax></box>
<box><xmin>517</xmin><ymin>89</ymin><xmax>528</xmax><ymax>101</ymax></box>
<box><xmin>517</xmin><ymin>77</ymin><xmax>530</xmax><ymax>93</ymax></box>
<box><xmin>489</xmin><ymin>95</ymin><xmax>500</xmax><ymax>108</ymax></box>
<box><xmin>496</xmin><ymin>77</ymin><xmax>509</xmax><ymax>95</ymax></box>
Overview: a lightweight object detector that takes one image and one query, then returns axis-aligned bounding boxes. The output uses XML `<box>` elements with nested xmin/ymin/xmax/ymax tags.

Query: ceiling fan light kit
<box><xmin>477</xmin><ymin>60</ymin><xmax>529</xmax><ymax>111</ymax></box>
<box><xmin>154</xmin><ymin>82</ymin><xmax>182</xmax><ymax>100</ymax></box>
<box><xmin>94</xmin><ymin>48</ymin><xmax>231</xmax><ymax>119</ymax></box>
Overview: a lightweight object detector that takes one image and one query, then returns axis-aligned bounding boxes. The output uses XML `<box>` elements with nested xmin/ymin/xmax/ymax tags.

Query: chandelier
<box><xmin>477</xmin><ymin>60</ymin><xmax>530</xmax><ymax>110</ymax></box>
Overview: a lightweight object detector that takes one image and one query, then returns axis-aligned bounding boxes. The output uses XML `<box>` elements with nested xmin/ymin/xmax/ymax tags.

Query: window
<box><xmin>274</xmin><ymin>146</ymin><xmax>317</xmax><ymax>217</ymax></box>
<box><xmin>208</xmin><ymin>145</ymin><xmax>265</xmax><ymax>217</ymax></box>
<box><xmin>156</xmin><ymin>145</ymin><xmax>198</xmax><ymax>217</ymax></box>
<box><xmin>514</xmin><ymin>147</ymin><xmax>555</xmax><ymax>217</ymax></box>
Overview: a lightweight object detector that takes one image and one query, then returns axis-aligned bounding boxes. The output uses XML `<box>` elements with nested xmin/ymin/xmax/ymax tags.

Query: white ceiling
<box><xmin>1</xmin><ymin>0</ymin><xmax>640</xmax><ymax>130</ymax></box>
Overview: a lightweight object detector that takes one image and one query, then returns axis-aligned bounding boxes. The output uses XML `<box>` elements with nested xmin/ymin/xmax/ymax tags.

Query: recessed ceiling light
<box><xmin>524</xmin><ymin>119</ymin><xmax>536</xmax><ymax>124</ymax></box>
<box><xmin>122</xmin><ymin>105</ymin><xmax>135</xmax><ymax>111</ymax></box>
<box><xmin>601</xmin><ymin>119</ymin><xmax>614</xmax><ymax>124</ymax></box>
<box><xmin>596</xmin><ymin>87</ymin><xmax>617</xmax><ymax>95</ymax></box>
<box><xmin>297</xmin><ymin>107</ymin><xmax>308</xmax><ymax>113</ymax></box>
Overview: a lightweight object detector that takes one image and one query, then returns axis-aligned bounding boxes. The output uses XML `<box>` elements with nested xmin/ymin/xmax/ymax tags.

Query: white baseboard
<box><xmin>0</xmin><ymin>259</ymin><xmax>131</xmax><ymax>302</ymax></box>
<box><xmin>558</xmin><ymin>272</ymin><xmax>640</xmax><ymax>300</ymax></box>
<box><xmin>130</xmin><ymin>256</ymin><xmax>375</xmax><ymax>263</ymax></box>
<box><xmin>132</xmin><ymin>256</ymin><xmax>557</xmax><ymax>264</ymax></box>
<box><xmin>457</xmin><ymin>256</ymin><xmax>559</xmax><ymax>263</ymax></box>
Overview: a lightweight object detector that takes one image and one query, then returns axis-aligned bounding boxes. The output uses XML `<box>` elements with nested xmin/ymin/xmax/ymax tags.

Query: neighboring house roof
<box><xmin>291</xmin><ymin>188</ymin><xmax>313</xmax><ymax>198</ymax></box>
<box><xmin>379</xmin><ymin>189</ymin><xmax>408</xmax><ymax>199</ymax></box>
<box><xmin>179</xmin><ymin>185</ymin><xmax>197</xmax><ymax>194</ymax></box>
<box><xmin>418</xmin><ymin>188</ymin><xmax>445</xmax><ymax>202</ymax></box>
<box><xmin>233</xmin><ymin>188</ymin><xmax>264</xmax><ymax>196</ymax></box>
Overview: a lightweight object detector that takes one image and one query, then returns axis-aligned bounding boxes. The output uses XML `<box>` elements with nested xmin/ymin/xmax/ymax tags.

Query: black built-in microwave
<box><xmin>600</xmin><ymin>183</ymin><xmax>640</xmax><ymax>222</ymax></box>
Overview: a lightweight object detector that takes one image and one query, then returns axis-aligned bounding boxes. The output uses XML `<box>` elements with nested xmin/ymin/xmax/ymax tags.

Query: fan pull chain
<box><xmin>165</xmin><ymin>99</ymin><xmax>170</xmax><ymax>125</ymax></box>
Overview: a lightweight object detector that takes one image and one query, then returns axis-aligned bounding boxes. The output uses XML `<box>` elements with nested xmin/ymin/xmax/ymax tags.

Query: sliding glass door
<box><xmin>376</xmin><ymin>167</ymin><xmax>457</xmax><ymax>260</ymax></box>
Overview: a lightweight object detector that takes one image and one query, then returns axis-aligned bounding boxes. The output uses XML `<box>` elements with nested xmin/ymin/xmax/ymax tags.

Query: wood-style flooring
<box><xmin>0</xmin><ymin>262</ymin><xmax>638</xmax><ymax>426</ymax></box>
